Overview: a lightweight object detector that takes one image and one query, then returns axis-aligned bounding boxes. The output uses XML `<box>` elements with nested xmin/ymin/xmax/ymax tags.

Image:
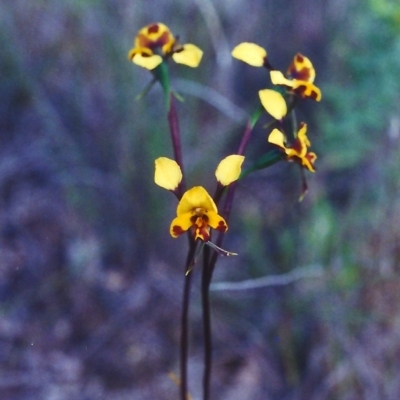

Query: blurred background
<box><xmin>1</xmin><ymin>0</ymin><xmax>400</xmax><ymax>399</ymax></box>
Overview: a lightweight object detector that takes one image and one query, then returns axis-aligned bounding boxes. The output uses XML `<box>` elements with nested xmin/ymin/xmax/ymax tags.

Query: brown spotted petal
<box><xmin>135</xmin><ymin>22</ymin><xmax>175</xmax><ymax>55</ymax></box>
<box><xmin>170</xmin><ymin>212</ymin><xmax>193</xmax><ymax>238</ymax></box>
<box><xmin>169</xmin><ymin>186</ymin><xmax>228</xmax><ymax>241</ymax></box>
<box><xmin>292</xmin><ymin>81</ymin><xmax>322</xmax><ymax>101</ymax></box>
<box><xmin>287</xmin><ymin>53</ymin><xmax>316</xmax><ymax>83</ymax></box>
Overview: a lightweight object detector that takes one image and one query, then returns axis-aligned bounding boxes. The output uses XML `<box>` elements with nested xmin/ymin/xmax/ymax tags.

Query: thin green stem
<box><xmin>154</xmin><ymin>61</ymin><xmax>171</xmax><ymax>108</ymax></box>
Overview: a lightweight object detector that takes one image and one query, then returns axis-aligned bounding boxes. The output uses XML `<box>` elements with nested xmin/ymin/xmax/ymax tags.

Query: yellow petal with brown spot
<box><xmin>207</xmin><ymin>210</ymin><xmax>227</xmax><ymax>233</ymax></box>
<box><xmin>132</xmin><ymin>54</ymin><xmax>163</xmax><ymax>70</ymax></box>
<box><xmin>170</xmin><ymin>212</ymin><xmax>193</xmax><ymax>238</ymax></box>
<box><xmin>172</xmin><ymin>44</ymin><xmax>203</xmax><ymax>67</ymax></box>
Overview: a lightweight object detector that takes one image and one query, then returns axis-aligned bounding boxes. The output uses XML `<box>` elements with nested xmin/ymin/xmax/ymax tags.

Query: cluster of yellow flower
<box><xmin>128</xmin><ymin>22</ymin><xmax>321</xmax><ymax>244</ymax></box>
<box><xmin>154</xmin><ymin>156</ymin><xmax>244</xmax><ymax>242</ymax></box>
<box><xmin>231</xmin><ymin>42</ymin><xmax>321</xmax><ymax>173</ymax></box>
<box><xmin>128</xmin><ymin>22</ymin><xmax>322</xmax><ymax>400</ymax></box>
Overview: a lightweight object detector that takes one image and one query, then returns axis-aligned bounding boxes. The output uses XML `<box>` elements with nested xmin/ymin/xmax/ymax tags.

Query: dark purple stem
<box><xmin>207</xmin><ymin>116</ymin><xmax>255</xmax><ymax>282</ymax></box>
<box><xmin>200</xmin><ymin>115</ymin><xmax>258</xmax><ymax>399</ymax></box>
<box><xmin>168</xmin><ymin>93</ymin><xmax>186</xmax><ymax>197</ymax></box>
<box><xmin>180</xmin><ymin>236</ymin><xmax>197</xmax><ymax>400</ymax></box>
<box><xmin>236</xmin><ymin>118</ymin><xmax>254</xmax><ymax>155</ymax></box>
<box><xmin>201</xmin><ymin>245</ymin><xmax>212</xmax><ymax>400</ymax></box>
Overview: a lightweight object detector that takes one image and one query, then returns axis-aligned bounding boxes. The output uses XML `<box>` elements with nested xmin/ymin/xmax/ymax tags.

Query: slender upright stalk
<box><xmin>237</xmin><ymin>105</ymin><xmax>262</xmax><ymax>155</ymax></box>
<box><xmin>208</xmin><ymin>109</ymin><xmax>262</xmax><ymax>281</ymax></box>
<box><xmin>200</xmin><ymin>108</ymin><xmax>263</xmax><ymax>399</ymax></box>
<box><xmin>158</xmin><ymin>61</ymin><xmax>192</xmax><ymax>398</ymax></box>
<box><xmin>157</xmin><ymin>61</ymin><xmax>186</xmax><ymax>198</ymax></box>
<box><xmin>180</xmin><ymin>271</ymin><xmax>192</xmax><ymax>400</ymax></box>
<box><xmin>201</xmin><ymin>245</ymin><xmax>212</xmax><ymax>400</ymax></box>
<box><xmin>168</xmin><ymin>93</ymin><xmax>186</xmax><ymax>196</ymax></box>
<box><xmin>180</xmin><ymin>237</ymin><xmax>197</xmax><ymax>400</ymax></box>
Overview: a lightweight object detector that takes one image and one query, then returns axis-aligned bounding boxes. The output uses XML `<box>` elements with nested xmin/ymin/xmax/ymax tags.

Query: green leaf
<box><xmin>240</xmin><ymin>149</ymin><xmax>283</xmax><ymax>178</ymax></box>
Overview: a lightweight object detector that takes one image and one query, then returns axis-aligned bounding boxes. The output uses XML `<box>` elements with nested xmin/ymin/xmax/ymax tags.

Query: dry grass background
<box><xmin>1</xmin><ymin>0</ymin><xmax>400</xmax><ymax>399</ymax></box>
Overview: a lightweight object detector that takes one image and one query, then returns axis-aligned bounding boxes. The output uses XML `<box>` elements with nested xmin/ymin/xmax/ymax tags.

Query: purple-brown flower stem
<box><xmin>209</xmin><ymin>112</ymin><xmax>261</xmax><ymax>251</ymax></box>
<box><xmin>212</xmin><ymin>183</ymin><xmax>225</xmax><ymax>207</ymax></box>
<box><xmin>180</xmin><ymin>235</ymin><xmax>197</xmax><ymax>400</ymax></box>
<box><xmin>199</xmin><ymin>108</ymin><xmax>262</xmax><ymax>398</ymax></box>
<box><xmin>180</xmin><ymin>272</ymin><xmax>192</xmax><ymax>400</ymax></box>
<box><xmin>168</xmin><ymin>93</ymin><xmax>186</xmax><ymax>197</ymax></box>
<box><xmin>201</xmin><ymin>244</ymin><xmax>212</xmax><ymax>400</ymax></box>
<box><xmin>236</xmin><ymin>119</ymin><xmax>253</xmax><ymax>156</ymax></box>
<box><xmin>237</xmin><ymin>105</ymin><xmax>262</xmax><ymax>155</ymax></box>
<box><xmin>207</xmin><ymin>109</ymin><xmax>261</xmax><ymax>282</ymax></box>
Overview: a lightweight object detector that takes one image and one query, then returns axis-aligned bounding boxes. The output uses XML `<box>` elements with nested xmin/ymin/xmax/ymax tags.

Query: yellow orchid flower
<box><xmin>170</xmin><ymin>186</ymin><xmax>227</xmax><ymax>241</ymax></box>
<box><xmin>128</xmin><ymin>22</ymin><xmax>203</xmax><ymax>70</ymax></box>
<box><xmin>270</xmin><ymin>53</ymin><xmax>321</xmax><ymax>101</ymax></box>
<box><xmin>232</xmin><ymin>43</ymin><xmax>321</xmax><ymax>101</ymax></box>
<box><xmin>154</xmin><ymin>155</ymin><xmax>245</xmax><ymax>240</ymax></box>
<box><xmin>268</xmin><ymin>123</ymin><xmax>317</xmax><ymax>172</ymax></box>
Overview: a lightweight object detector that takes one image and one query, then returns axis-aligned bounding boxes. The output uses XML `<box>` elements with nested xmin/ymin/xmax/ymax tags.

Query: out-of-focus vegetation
<box><xmin>1</xmin><ymin>0</ymin><xmax>400</xmax><ymax>399</ymax></box>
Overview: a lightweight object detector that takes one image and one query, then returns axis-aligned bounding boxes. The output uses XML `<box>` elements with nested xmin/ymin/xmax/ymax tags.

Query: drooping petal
<box><xmin>172</xmin><ymin>44</ymin><xmax>203</xmax><ymax>67</ymax></box>
<box><xmin>154</xmin><ymin>157</ymin><xmax>183</xmax><ymax>190</ymax></box>
<box><xmin>170</xmin><ymin>212</ymin><xmax>193</xmax><ymax>238</ymax></box>
<box><xmin>270</xmin><ymin>70</ymin><xmax>294</xmax><ymax>87</ymax></box>
<box><xmin>292</xmin><ymin>81</ymin><xmax>322</xmax><ymax>101</ymax></box>
<box><xmin>297</xmin><ymin>123</ymin><xmax>310</xmax><ymax>147</ymax></box>
<box><xmin>132</xmin><ymin>53</ymin><xmax>163</xmax><ymax>70</ymax></box>
<box><xmin>128</xmin><ymin>46</ymin><xmax>153</xmax><ymax>61</ymax></box>
<box><xmin>207</xmin><ymin>210</ymin><xmax>228</xmax><ymax>233</ymax></box>
<box><xmin>231</xmin><ymin>42</ymin><xmax>267</xmax><ymax>67</ymax></box>
<box><xmin>176</xmin><ymin>186</ymin><xmax>217</xmax><ymax>216</ymax></box>
<box><xmin>301</xmin><ymin>152</ymin><xmax>317</xmax><ymax>172</ymax></box>
<box><xmin>259</xmin><ymin>89</ymin><xmax>287</xmax><ymax>119</ymax></box>
<box><xmin>215</xmin><ymin>155</ymin><xmax>245</xmax><ymax>186</ymax></box>
<box><xmin>308</xmin><ymin>152</ymin><xmax>317</xmax><ymax>163</ymax></box>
